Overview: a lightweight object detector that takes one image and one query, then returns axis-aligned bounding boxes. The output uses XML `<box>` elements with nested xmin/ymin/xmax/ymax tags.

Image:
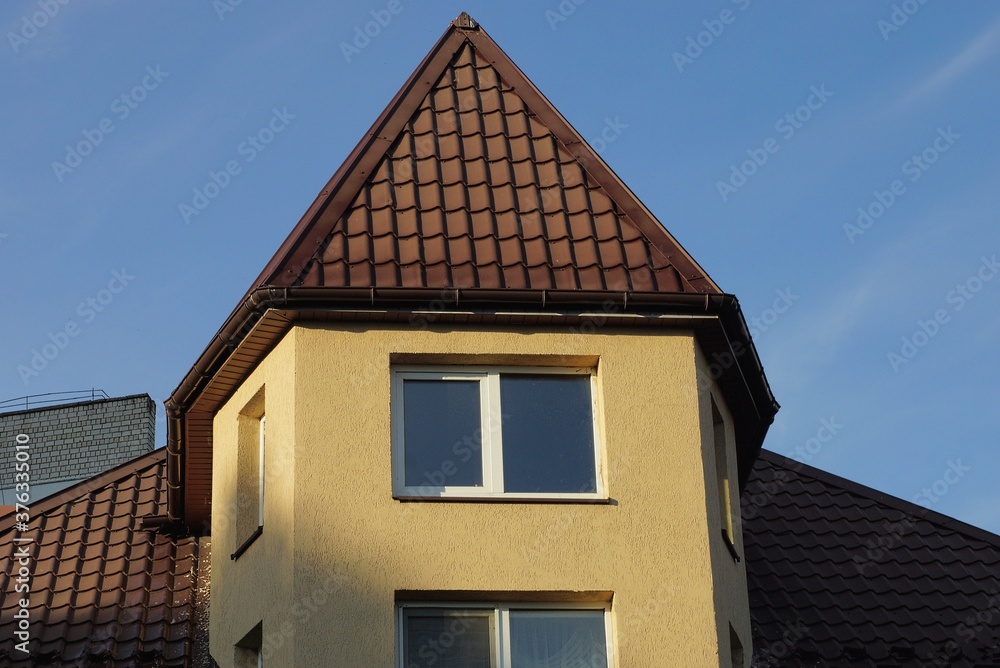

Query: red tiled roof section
<box><xmin>254</xmin><ymin>16</ymin><xmax>718</xmax><ymax>295</ymax></box>
<box><xmin>743</xmin><ymin>450</ymin><xmax>1000</xmax><ymax>667</ymax></box>
<box><xmin>295</xmin><ymin>42</ymin><xmax>692</xmax><ymax>292</ymax></box>
<box><xmin>0</xmin><ymin>450</ymin><xmax>201</xmax><ymax>667</ymax></box>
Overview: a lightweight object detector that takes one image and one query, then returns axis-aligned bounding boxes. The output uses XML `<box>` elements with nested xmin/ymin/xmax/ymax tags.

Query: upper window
<box><xmin>712</xmin><ymin>395</ymin><xmax>735</xmax><ymax>547</ymax></box>
<box><xmin>391</xmin><ymin>366</ymin><xmax>602</xmax><ymax>499</ymax></box>
<box><xmin>233</xmin><ymin>386</ymin><xmax>265</xmax><ymax>560</ymax></box>
<box><xmin>397</xmin><ymin>603</ymin><xmax>612</xmax><ymax>668</ymax></box>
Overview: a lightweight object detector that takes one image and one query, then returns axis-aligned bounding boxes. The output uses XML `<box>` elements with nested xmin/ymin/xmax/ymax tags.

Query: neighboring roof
<box><xmin>0</xmin><ymin>449</ymin><xmax>206</xmax><ymax>667</ymax></box>
<box><xmin>744</xmin><ymin>450</ymin><xmax>1000</xmax><ymax>667</ymax></box>
<box><xmin>166</xmin><ymin>12</ymin><xmax>778</xmax><ymax>529</ymax></box>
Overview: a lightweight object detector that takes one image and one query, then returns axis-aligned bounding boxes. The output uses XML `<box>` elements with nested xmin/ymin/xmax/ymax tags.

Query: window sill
<box><xmin>231</xmin><ymin>525</ymin><xmax>263</xmax><ymax>561</ymax></box>
<box><xmin>721</xmin><ymin>528</ymin><xmax>741</xmax><ymax>562</ymax></box>
<box><xmin>394</xmin><ymin>494</ymin><xmax>613</xmax><ymax>505</ymax></box>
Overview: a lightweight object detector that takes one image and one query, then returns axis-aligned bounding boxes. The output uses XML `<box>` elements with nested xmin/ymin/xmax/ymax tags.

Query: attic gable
<box><xmin>252</xmin><ymin>13</ymin><xmax>718</xmax><ymax>295</ymax></box>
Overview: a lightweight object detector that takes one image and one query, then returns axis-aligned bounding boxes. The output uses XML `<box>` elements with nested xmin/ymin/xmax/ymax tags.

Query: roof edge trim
<box><xmin>461</xmin><ymin>27</ymin><xmax>719</xmax><ymax>293</ymax></box>
<box><xmin>243</xmin><ymin>24</ymin><xmax>471</xmax><ymax>294</ymax></box>
<box><xmin>166</xmin><ymin>285</ymin><xmax>778</xmax><ymax>525</ymax></box>
<box><xmin>757</xmin><ymin>449</ymin><xmax>1000</xmax><ymax>549</ymax></box>
<box><xmin>0</xmin><ymin>448</ymin><xmax>167</xmax><ymax>535</ymax></box>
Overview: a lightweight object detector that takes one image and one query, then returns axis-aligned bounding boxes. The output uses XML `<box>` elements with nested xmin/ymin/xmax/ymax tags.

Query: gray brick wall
<box><xmin>1</xmin><ymin>394</ymin><xmax>155</xmax><ymax>485</ymax></box>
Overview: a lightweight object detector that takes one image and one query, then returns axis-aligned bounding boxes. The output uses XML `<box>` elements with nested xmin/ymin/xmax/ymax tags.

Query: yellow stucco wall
<box><xmin>210</xmin><ymin>333</ymin><xmax>297</xmax><ymax>666</ymax></box>
<box><xmin>696</xmin><ymin>345</ymin><xmax>752</xmax><ymax>668</ymax></box>
<box><xmin>209</xmin><ymin>321</ymin><xmax>752</xmax><ymax>667</ymax></box>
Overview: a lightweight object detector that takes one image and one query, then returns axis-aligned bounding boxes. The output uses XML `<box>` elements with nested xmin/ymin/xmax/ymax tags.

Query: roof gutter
<box><xmin>166</xmin><ymin>286</ymin><xmax>778</xmax><ymax>523</ymax></box>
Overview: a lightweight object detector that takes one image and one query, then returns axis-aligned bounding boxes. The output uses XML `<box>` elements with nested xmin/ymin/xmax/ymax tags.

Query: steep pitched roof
<box><xmin>250</xmin><ymin>12</ymin><xmax>717</xmax><ymax>295</ymax></box>
<box><xmin>0</xmin><ymin>450</ymin><xmax>207</xmax><ymax>667</ymax></box>
<box><xmin>743</xmin><ymin>450</ymin><xmax>1000</xmax><ymax>667</ymax></box>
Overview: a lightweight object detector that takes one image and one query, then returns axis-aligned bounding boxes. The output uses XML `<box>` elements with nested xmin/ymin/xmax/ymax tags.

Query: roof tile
<box><xmin>0</xmin><ymin>450</ymin><xmax>201</xmax><ymax>667</ymax></box>
<box><xmin>264</xmin><ymin>37</ymin><xmax>715</xmax><ymax>296</ymax></box>
<box><xmin>745</xmin><ymin>450</ymin><xmax>1000</xmax><ymax>667</ymax></box>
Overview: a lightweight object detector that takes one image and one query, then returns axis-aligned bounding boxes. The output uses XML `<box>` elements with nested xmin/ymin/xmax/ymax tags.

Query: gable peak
<box><xmin>452</xmin><ymin>12</ymin><xmax>479</xmax><ymax>30</ymax></box>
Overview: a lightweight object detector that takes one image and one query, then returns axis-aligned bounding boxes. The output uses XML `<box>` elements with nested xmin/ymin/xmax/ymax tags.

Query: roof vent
<box><xmin>453</xmin><ymin>12</ymin><xmax>478</xmax><ymax>30</ymax></box>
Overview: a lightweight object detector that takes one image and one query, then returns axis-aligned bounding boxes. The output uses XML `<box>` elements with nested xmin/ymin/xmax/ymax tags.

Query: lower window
<box><xmin>398</xmin><ymin>603</ymin><xmax>612</xmax><ymax>667</ymax></box>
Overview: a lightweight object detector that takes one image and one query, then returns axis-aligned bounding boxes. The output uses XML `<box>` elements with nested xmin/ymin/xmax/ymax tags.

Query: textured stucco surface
<box><xmin>210</xmin><ymin>335</ymin><xmax>296</xmax><ymax>666</ymax></box>
<box><xmin>210</xmin><ymin>322</ymin><xmax>751</xmax><ymax>667</ymax></box>
<box><xmin>696</xmin><ymin>345</ymin><xmax>753</xmax><ymax>667</ymax></box>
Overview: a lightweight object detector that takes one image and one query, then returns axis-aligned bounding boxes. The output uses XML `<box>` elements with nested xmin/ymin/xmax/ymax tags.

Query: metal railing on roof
<box><xmin>0</xmin><ymin>389</ymin><xmax>111</xmax><ymax>413</ymax></box>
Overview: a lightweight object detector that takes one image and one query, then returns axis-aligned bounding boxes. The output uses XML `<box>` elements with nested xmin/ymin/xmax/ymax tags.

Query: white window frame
<box><xmin>395</xmin><ymin>601</ymin><xmax>615</xmax><ymax>668</ymax></box>
<box><xmin>258</xmin><ymin>415</ymin><xmax>266</xmax><ymax>527</ymax></box>
<box><xmin>391</xmin><ymin>365</ymin><xmax>604</xmax><ymax>500</ymax></box>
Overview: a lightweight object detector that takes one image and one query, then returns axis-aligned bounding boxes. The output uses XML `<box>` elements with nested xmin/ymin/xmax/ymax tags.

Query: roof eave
<box><xmin>166</xmin><ymin>286</ymin><xmax>777</xmax><ymax>527</ymax></box>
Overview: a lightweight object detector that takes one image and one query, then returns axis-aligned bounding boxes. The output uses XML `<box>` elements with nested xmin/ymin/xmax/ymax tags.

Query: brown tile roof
<box><xmin>0</xmin><ymin>450</ymin><xmax>205</xmax><ymax>667</ymax></box>
<box><xmin>252</xmin><ymin>12</ymin><xmax>717</xmax><ymax>295</ymax></box>
<box><xmin>744</xmin><ymin>450</ymin><xmax>1000</xmax><ymax>667</ymax></box>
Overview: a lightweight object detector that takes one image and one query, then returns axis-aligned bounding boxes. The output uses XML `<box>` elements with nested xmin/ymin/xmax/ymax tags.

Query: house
<box><xmin>2</xmin><ymin>13</ymin><xmax>997</xmax><ymax>667</ymax></box>
<box><xmin>158</xmin><ymin>11</ymin><xmax>779</xmax><ymax>666</ymax></box>
<box><xmin>0</xmin><ymin>392</ymin><xmax>155</xmax><ymax>507</ymax></box>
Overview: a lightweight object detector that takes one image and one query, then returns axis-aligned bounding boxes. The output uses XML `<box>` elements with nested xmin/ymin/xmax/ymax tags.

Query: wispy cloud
<box><xmin>892</xmin><ymin>14</ymin><xmax>1000</xmax><ymax>113</ymax></box>
<box><xmin>761</xmin><ymin>279</ymin><xmax>879</xmax><ymax>393</ymax></box>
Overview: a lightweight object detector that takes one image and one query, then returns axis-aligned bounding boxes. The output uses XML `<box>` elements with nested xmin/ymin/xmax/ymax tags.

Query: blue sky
<box><xmin>1</xmin><ymin>1</ymin><xmax>998</xmax><ymax>533</ymax></box>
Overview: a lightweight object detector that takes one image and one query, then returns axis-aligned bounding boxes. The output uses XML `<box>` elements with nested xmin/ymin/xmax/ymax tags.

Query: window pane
<box><xmin>404</xmin><ymin>611</ymin><xmax>492</xmax><ymax>668</ymax></box>
<box><xmin>509</xmin><ymin>610</ymin><xmax>608</xmax><ymax>668</ymax></box>
<box><xmin>500</xmin><ymin>375</ymin><xmax>596</xmax><ymax>493</ymax></box>
<box><xmin>403</xmin><ymin>379</ymin><xmax>483</xmax><ymax>488</ymax></box>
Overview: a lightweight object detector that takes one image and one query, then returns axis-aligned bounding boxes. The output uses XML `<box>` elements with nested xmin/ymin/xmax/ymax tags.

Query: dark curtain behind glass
<box><xmin>404</xmin><ymin>611</ymin><xmax>492</xmax><ymax>668</ymax></box>
<box><xmin>500</xmin><ymin>375</ymin><xmax>596</xmax><ymax>493</ymax></box>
